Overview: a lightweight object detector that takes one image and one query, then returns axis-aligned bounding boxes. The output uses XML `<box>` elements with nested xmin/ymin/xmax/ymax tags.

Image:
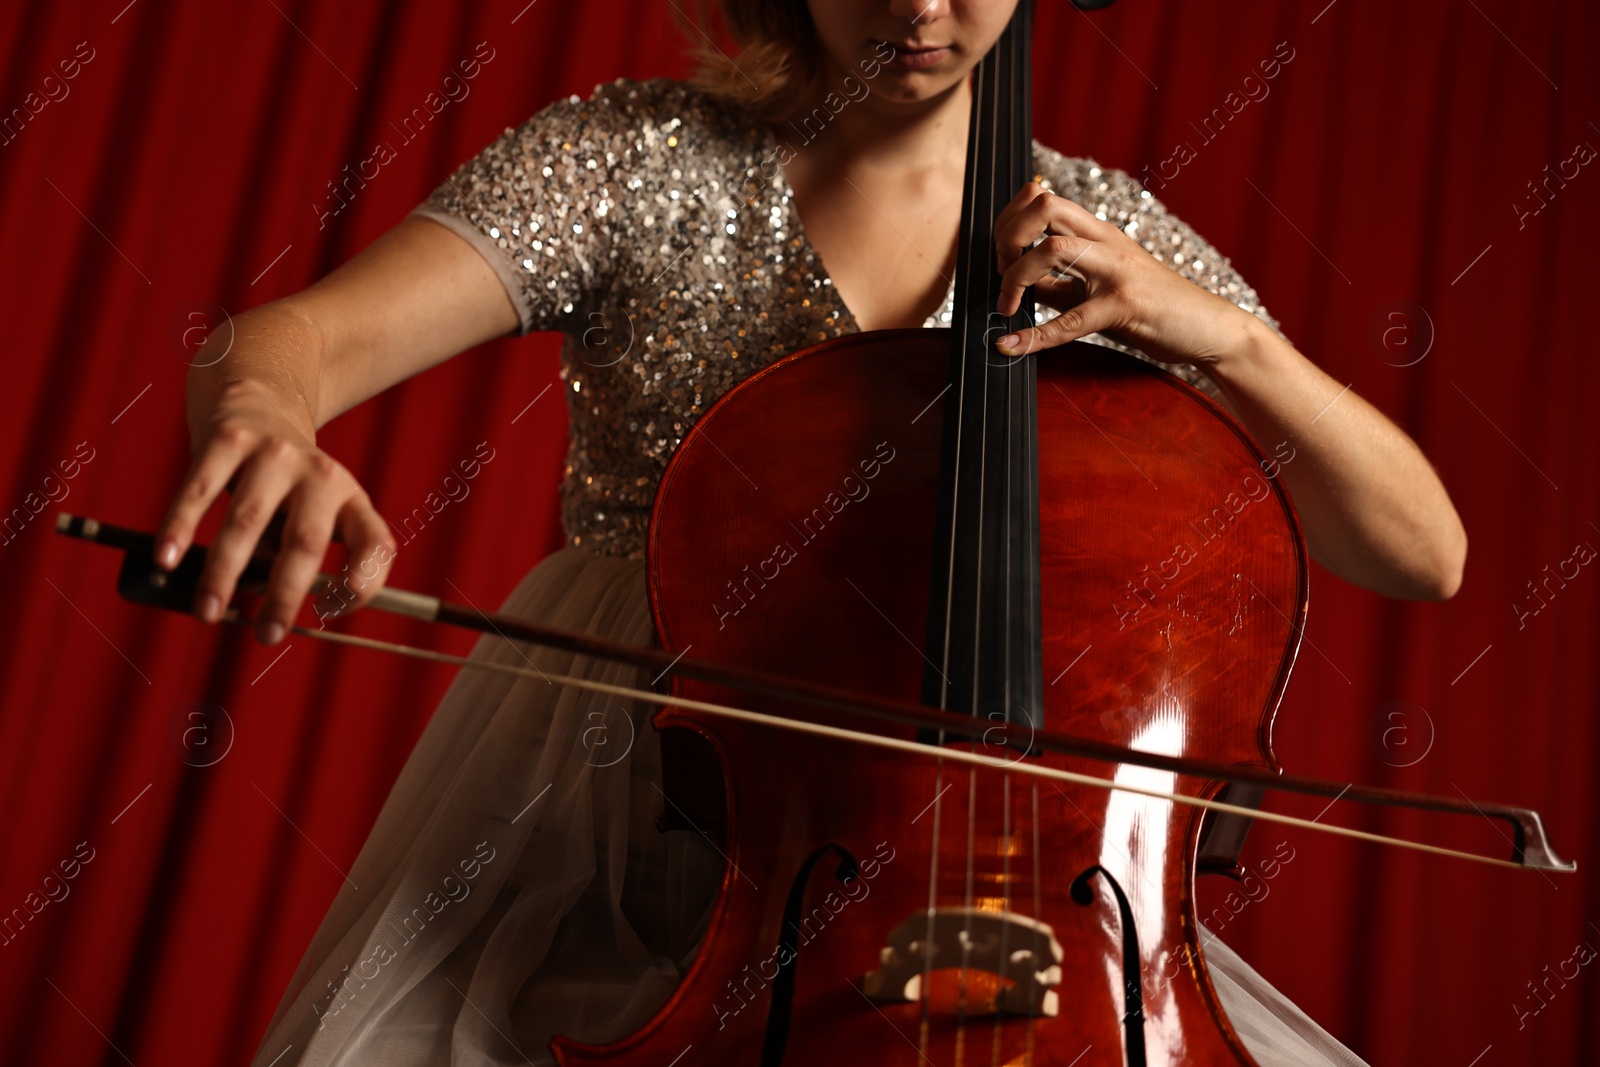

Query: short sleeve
<box><xmin>1032</xmin><ymin>147</ymin><xmax>1287</xmax><ymax>401</ymax></box>
<box><xmin>411</xmin><ymin>90</ymin><xmax>626</xmax><ymax>337</ymax></box>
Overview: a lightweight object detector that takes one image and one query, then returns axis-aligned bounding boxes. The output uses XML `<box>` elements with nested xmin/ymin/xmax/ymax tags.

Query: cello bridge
<box><xmin>860</xmin><ymin>908</ymin><xmax>1063</xmax><ymax>1018</ymax></box>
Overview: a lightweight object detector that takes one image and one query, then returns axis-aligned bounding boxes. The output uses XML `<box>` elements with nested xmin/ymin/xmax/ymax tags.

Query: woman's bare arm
<box><xmin>158</xmin><ymin>216</ymin><xmax>520</xmax><ymax>644</ymax></box>
<box><xmin>1194</xmin><ymin>321</ymin><xmax>1465</xmax><ymax>600</ymax></box>
<box><xmin>994</xmin><ymin>184</ymin><xmax>1466</xmax><ymax>600</ymax></box>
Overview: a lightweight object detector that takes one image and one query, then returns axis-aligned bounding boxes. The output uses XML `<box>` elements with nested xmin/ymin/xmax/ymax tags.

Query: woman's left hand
<box><xmin>988</xmin><ymin>185</ymin><xmax>1467</xmax><ymax>600</ymax></box>
<box><xmin>992</xmin><ymin>182</ymin><xmax>1262</xmax><ymax>366</ymax></box>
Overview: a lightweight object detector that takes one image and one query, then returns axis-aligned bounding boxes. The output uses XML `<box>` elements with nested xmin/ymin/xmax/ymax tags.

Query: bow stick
<box><xmin>56</xmin><ymin>513</ymin><xmax>1575</xmax><ymax>873</ymax></box>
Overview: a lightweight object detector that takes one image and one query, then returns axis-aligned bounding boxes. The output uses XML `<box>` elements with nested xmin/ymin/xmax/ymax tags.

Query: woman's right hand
<box><xmin>148</xmin><ymin>215</ymin><xmax>521</xmax><ymax>645</ymax></box>
<box><xmin>154</xmin><ymin>377</ymin><xmax>398</xmax><ymax>645</ymax></box>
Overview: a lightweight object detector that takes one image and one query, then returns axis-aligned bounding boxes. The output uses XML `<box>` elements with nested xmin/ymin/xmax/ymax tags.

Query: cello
<box><xmin>583</xmin><ymin>0</ymin><xmax>1350</xmax><ymax>1062</ymax></box>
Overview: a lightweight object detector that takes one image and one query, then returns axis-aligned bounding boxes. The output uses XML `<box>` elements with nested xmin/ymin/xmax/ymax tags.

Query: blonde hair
<box><xmin>681</xmin><ymin>0</ymin><xmax>822</xmax><ymax>121</ymax></box>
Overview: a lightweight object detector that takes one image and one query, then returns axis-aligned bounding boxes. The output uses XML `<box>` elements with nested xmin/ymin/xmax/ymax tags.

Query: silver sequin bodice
<box><xmin>415</xmin><ymin>79</ymin><xmax>1279</xmax><ymax>559</ymax></box>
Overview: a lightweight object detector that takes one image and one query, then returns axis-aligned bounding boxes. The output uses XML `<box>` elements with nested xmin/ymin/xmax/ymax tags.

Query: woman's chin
<box><xmin>866</xmin><ymin>69</ymin><xmax>970</xmax><ymax>109</ymax></box>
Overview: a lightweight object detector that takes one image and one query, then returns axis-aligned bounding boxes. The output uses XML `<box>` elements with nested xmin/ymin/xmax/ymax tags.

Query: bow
<box><xmin>55</xmin><ymin>512</ymin><xmax>1575</xmax><ymax>873</ymax></box>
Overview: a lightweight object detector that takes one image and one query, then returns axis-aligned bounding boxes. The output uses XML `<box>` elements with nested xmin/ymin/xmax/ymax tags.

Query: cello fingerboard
<box><xmin>922</xmin><ymin>0</ymin><xmax>1045</xmax><ymax>734</ymax></box>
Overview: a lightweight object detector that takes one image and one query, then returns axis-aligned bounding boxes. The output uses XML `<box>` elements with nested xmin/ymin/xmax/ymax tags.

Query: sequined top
<box><xmin>413</xmin><ymin>78</ymin><xmax>1280</xmax><ymax>559</ymax></box>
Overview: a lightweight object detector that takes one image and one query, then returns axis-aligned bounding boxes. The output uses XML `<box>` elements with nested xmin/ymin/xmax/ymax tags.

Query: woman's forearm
<box><xmin>185</xmin><ymin>216</ymin><xmax>521</xmax><ymax>446</ymax></box>
<box><xmin>1199</xmin><ymin>317</ymin><xmax>1467</xmax><ymax>600</ymax></box>
<box><xmin>163</xmin><ymin>218</ymin><xmax>517</xmax><ymax>639</ymax></box>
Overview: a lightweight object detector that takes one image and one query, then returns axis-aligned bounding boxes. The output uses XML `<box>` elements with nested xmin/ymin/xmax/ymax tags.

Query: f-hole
<box><xmin>1071</xmin><ymin>865</ymin><xmax>1147</xmax><ymax>1067</ymax></box>
<box><xmin>762</xmin><ymin>843</ymin><xmax>860</xmax><ymax>1067</ymax></box>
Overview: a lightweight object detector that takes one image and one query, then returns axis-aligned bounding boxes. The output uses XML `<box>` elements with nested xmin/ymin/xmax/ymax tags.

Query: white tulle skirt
<box><xmin>250</xmin><ymin>547</ymin><xmax>1367</xmax><ymax>1067</ymax></box>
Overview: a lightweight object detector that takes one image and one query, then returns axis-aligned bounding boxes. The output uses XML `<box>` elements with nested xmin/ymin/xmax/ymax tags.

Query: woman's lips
<box><xmin>877</xmin><ymin>42</ymin><xmax>953</xmax><ymax>70</ymax></box>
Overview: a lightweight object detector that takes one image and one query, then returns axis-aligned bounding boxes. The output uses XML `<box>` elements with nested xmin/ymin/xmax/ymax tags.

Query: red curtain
<box><xmin>1</xmin><ymin>2</ymin><xmax>1594</xmax><ymax>1064</ymax></box>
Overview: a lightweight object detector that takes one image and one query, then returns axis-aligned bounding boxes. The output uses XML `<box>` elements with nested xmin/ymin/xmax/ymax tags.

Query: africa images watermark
<box><xmin>1143</xmin><ymin>839</ymin><xmax>1297</xmax><ymax>1004</ymax></box>
<box><xmin>1512</xmin><ymin>136</ymin><xmax>1596</xmax><ymax>231</ymax></box>
<box><xmin>1512</xmin><ymin>934</ymin><xmax>1596</xmax><ymax>1032</ymax></box>
<box><xmin>0</xmin><ymin>841</ymin><xmax>96</xmax><ymax>948</ymax></box>
<box><xmin>1139</xmin><ymin>41</ymin><xmax>1296</xmax><ymax>194</ymax></box>
<box><xmin>710</xmin><ymin>440</ymin><xmax>897</xmax><ymax>630</ymax></box>
<box><xmin>773</xmin><ymin>42</ymin><xmax>897</xmax><ymax>156</ymax></box>
<box><xmin>311</xmin><ymin>441</ymin><xmax>498</xmax><ymax>626</ymax></box>
<box><xmin>715</xmin><ymin>41</ymin><xmax>899</xmax><ymax>227</ymax></box>
<box><xmin>709</xmin><ymin>840</ymin><xmax>897</xmax><ymax>1030</ymax></box>
<box><xmin>0</xmin><ymin>40</ymin><xmax>96</xmax><ymax>149</ymax></box>
<box><xmin>313</xmin><ymin>42</ymin><xmax>498</xmax><ymax>231</ymax></box>
<box><xmin>310</xmin><ymin>839</ymin><xmax>498</xmax><ymax>1028</ymax></box>
<box><xmin>1511</xmin><ymin>535</ymin><xmax>1595</xmax><ymax>632</ymax></box>
<box><xmin>1111</xmin><ymin>439</ymin><xmax>1298</xmax><ymax>631</ymax></box>
<box><xmin>1</xmin><ymin>441</ymin><xmax>95</xmax><ymax>548</ymax></box>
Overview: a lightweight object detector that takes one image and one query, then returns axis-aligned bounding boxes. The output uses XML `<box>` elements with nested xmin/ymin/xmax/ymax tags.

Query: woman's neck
<box><xmin>771</xmin><ymin>63</ymin><xmax>973</xmax><ymax>332</ymax></box>
<box><xmin>777</xmin><ymin>65</ymin><xmax>971</xmax><ymax>180</ymax></box>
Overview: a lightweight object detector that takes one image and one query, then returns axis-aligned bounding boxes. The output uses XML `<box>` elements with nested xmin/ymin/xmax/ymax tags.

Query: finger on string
<box><xmin>997</xmin><ymin>186</ymin><xmax>1121</xmax><ymax>271</ymax></box>
<box><xmin>993</xmin><ymin>187</ymin><xmax>1107</xmax><ymax>277</ymax></box>
<box><xmin>997</xmin><ymin>235</ymin><xmax>1103</xmax><ymax>316</ymax></box>
<box><xmin>994</xmin><ymin>182</ymin><xmax>1061</xmax><ymax>272</ymax></box>
<box><xmin>996</xmin><ymin>298</ymin><xmax>1116</xmax><ymax>357</ymax></box>
<box><xmin>1033</xmin><ymin>191</ymin><xmax>1126</xmax><ymax>248</ymax></box>
<box><xmin>994</xmin><ymin>180</ymin><xmax>1050</xmax><ymax>239</ymax></box>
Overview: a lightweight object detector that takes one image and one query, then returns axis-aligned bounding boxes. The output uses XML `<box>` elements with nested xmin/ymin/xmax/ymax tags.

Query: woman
<box><xmin>157</xmin><ymin>1</ymin><xmax>1463</xmax><ymax>1063</ymax></box>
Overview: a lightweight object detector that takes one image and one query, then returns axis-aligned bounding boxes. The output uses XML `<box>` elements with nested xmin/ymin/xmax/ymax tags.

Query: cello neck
<box><xmin>921</xmin><ymin>0</ymin><xmax>1044</xmax><ymax>732</ymax></box>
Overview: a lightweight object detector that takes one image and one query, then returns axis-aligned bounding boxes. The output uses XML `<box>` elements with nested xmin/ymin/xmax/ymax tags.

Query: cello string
<box><xmin>1009</xmin><ymin>21</ymin><xmax>1046</xmax><ymax>1064</ymax></box>
<box><xmin>969</xmin><ymin>15</ymin><xmax>1034</xmax><ymax>1061</ymax></box>
<box><xmin>919</xmin><ymin>763</ymin><xmax>943</xmax><ymax>1056</ymax></box>
<box><xmin>1027</xmin><ymin>783</ymin><xmax>1042</xmax><ymax>1067</ymax></box>
<box><xmin>956</xmin><ymin>23</ymin><xmax>1012</xmax><ymax>1055</ymax></box>
<box><xmin>1019</xmin><ymin>15</ymin><xmax>1048</xmax><ymax>1063</ymax></box>
<box><xmin>989</xmin><ymin>772</ymin><xmax>1014</xmax><ymax>1067</ymax></box>
<box><xmin>956</xmin><ymin>765</ymin><xmax>977</xmax><ymax>1064</ymax></box>
<box><xmin>924</xmin><ymin>79</ymin><xmax>963</xmax><ymax>1067</ymax></box>
<box><xmin>926</xmin><ymin>6</ymin><xmax>997</xmax><ymax>1055</ymax></box>
<box><xmin>267</xmin><ymin>619</ymin><xmax>1544</xmax><ymax>872</ymax></box>
<box><xmin>972</xmin><ymin>15</ymin><xmax>1015</xmax><ymax>1062</ymax></box>
<box><xmin>1005</xmin><ymin>13</ymin><xmax>1046</xmax><ymax>1064</ymax></box>
<box><xmin>990</xmin><ymin>4</ymin><xmax>1025</xmax><ymax>1040</ymax></box>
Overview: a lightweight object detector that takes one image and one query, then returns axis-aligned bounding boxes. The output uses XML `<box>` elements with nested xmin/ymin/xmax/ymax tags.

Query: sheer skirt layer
<box><xmin>1201</xmin><ymin>929</ymin><xmax>1369</xmax><ymax>1067</ymax></box>
<box><xmin>251</xmin><ymin>548</ymin><xmax>721</xmax><ymax>1066</ymax></box>
<box><xmin>251</xmin><ymin>547</ymin><xmax>1365</xmax><ymax>1067</ymax></box>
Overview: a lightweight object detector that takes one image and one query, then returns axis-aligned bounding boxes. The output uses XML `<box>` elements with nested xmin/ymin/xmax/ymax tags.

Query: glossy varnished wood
<box><xmin>553</xmin><ymin>332</ymin><xmax>1306</xmax><ymax>1067</ymax></box>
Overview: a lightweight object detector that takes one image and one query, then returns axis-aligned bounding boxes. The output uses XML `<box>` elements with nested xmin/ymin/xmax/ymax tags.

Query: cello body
<box><xmin>553</xmin><ymin>331</ymin><xmax>1307</xmax><ymax>1066</ymax></box>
